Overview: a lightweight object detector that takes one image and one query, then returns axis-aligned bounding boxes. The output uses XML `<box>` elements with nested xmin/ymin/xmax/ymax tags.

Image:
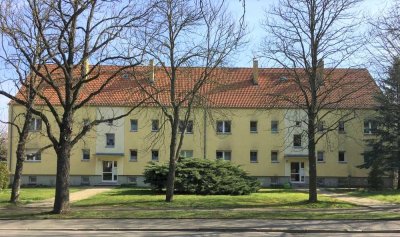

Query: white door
<box><xmin>102</xmin><ymin>161</ymin><xmax>118</xmax><ymax>182</ymax></box>
<box><xmin>290</xmin><ymin>162</ymin><xmax>305</xmax><ymax>183</ymax></box>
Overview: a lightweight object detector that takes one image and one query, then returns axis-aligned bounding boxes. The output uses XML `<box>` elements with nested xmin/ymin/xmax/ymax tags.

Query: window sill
<box><xmin>293</xmin><ymin>146</ymin><xmax>303</xmax><ymax>149</ymax></box>
<box><xmin>271</xmin><ymin>131</ymin><xmax>279</xmax><ymax>134</ymax></box>
<box><xmin>271</xmin><ymin>161</ymin><xmax>279</xmax><ymax>163</ymax></box>
<box><xmin>105</xmin><ymin>146</ymin><xmax>115</xmax><ymax>148</ymax></box>
<box><xmin>151</xmin><ymin>130</ymin><xmax>159</xmax><ymax>132</ymax></box>
<box><xmin>317</xmin><ymin>161</ymin><xmax>325</xmax><ymax>163</ymax></box>
<box><xmin>339</xmin><ymin>131</ymin><xmax>346</xmax><ymax>134</ymax></box>
<box><xmin>130</xmin><ymin>130</ymin><xmax>138</xmax><ymax>132</ymax></box>
<box><xmin>26</xmin><ymin>160</ymin><xmax>41</xmax><ymax>163</ymax></box>
<box><xmin>338</xmin><ymin>161</ymin><xmax>347</xmax><ymax>164</ymax></box>
<box><xmin>216</xmin><ymin>132</ymin><xmax>231</xmax><ymax>135</ymax></box>
<box><xmin>250</xmin><ymin>161</ymin><xmax>258</xmax><ymax>163</ymax></box>
<box><xmin>185</xmin><ymin>132</ymin><xmax>193</xmax><ymax>134</ymax></box>
<box><xmin>81</xmin><ymin>159</ymin><xmax>90</xmax><ymax>162</ymax></box>
<box><xmin>250</xmin><ymin>131</ymin><xmax>258</xmax><ymax>134</ymax></box>
<box><xmin>129</xmin><ymin>160</ymin><xmax>138</xmax><ymax>162</ymax></box>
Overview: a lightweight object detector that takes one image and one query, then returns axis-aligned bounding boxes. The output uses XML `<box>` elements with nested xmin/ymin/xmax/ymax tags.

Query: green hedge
<box><xmin>144</xmin><ymin>158</ymin><xmax>260</xmax><ymax>195</ymax></box>
<box><xmin>0</xmin><ymin>162</ymin><xmax>9</xmax><ymax>190</ymax></box>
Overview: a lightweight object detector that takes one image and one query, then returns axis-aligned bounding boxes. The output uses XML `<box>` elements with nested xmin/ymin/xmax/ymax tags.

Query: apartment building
<box><xmin>7</xmin><ymin>64</ymin><xmax>380</xmax><ymax>187</ymax></box>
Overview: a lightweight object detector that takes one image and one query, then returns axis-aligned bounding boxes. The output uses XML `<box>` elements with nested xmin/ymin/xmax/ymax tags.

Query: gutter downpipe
<box><xmin>203</xmin><ymin>108</ymin><xmax>207</xmax><ymax>159</ymax></box>
<box><xmin>8</xmin><ymin>104</ymin><xmax>13</xmax><ymax>172</ymax></box>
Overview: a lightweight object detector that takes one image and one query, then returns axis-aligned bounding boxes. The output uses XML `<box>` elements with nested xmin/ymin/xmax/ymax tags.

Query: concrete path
<box><xmin>25</xmin><ymin>187</ymin><xmax>113</xmax><ymax>208</ymax></box>
<box><xmin>319</xmin><ymin>189</ymin><xmax>398</xmax><ymax>208</ymax></box>
<box><xmin>0</xmin><ymin>219</ymin><xmax>400</xmax><ymax>234</ymax></box>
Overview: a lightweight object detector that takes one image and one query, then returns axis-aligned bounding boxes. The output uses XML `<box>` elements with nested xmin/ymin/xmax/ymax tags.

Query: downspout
<box><xmin>8</xmin><ymin>104</ymin><xmax>13</xmax><ymax>172</ymax></box>
<box><xmin>203</xmin><ymin>108</ymin><xmax>207</xmax><ymax>159</ymax></box>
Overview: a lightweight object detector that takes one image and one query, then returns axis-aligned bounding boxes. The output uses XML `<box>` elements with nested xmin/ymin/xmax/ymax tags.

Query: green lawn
<box><xmin>0</xmin><ymin>187</ymin><xmax>81</xmax><ymax>206</ymax></box>
<box><xmin>345</xmin><ymin>189</ymin><xmax>400</xmax><ymax>203</ymax></box>
<box><xmin>74</xmin><ymin>188</ymin><xmax>355</xmax><ymax>209</ymax></box>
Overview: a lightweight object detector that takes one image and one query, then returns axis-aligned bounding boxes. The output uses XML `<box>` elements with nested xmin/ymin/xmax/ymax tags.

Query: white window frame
<box><xmin>216</xmin><ymin>121</ymin><xmax>231</xmax><ymax>134</ymax></box>
<box><xmin>271</xmin><ymin>151</ymin><xmax>279</xmax><ymax>163</ymax></box>
<box><xmin>28</xmin><ymin>176</ymin><xmax>37</xmax><ymax>185</ymax></box>
<box><xmin>250</xmin><ymin>151</ymin><xmax>258</xmax><ymax>163</ymax></box>
<box><xmin>293</xmin><ymin>134</ymin><xmax>302</xmax><ymax>147</ymax></box>
<box><xmin>82</xmin><ymin>149</ymin><xmax>90</xmax><ymax>161</ymax></box>
<box><xmin>338</xmin><ymin>151</ymin><xmax>346</xmax><ymax>163</ymax></box>
<box><xmin>180</xmin><ymin>150</ymin><xmax>193</xmax><ymax>158</ymax></box>
<box><xmin>317</xmin><ymin>151</ymin><xmax>325</xmax><ymax>162</ymax></box>
<box><xmin>106</xmin><ymin>133</ymin><xmax>115</xmax><ymax>147</ymax></box>
<box><xmin>250</xmin><ymin>121</ymin><xmax>258</xmax><ymax>133</ymax></box>
<box><xmin>28</xmin><ymin>118</ymin><xmax>42</xmax><ymax>131</ymax></box>
<box><xmin>151</xmin><ymin>120</ymin><xmax>159</xmax><ymax>132</ymax></box>
<box><xmin>364</xmin><ymin>120</ymin><xmax>377</xmax><ymax>134</ymax></box>
<box><xmin>130</xmin><ymin>119</ymin><xmax>138</xmax><ymax>132</ymax></box>
<box><xmin>130</xmin><ymin>149</ymin><xmax>138</xmax><ymax>161</ymax></box>
<box><xmin>151</xmin><ymin>150</ymin><xmax>159</xmax><ymax>161</ymax></box>
<box><xmin>26</xmin><ymin>149</ymin><xmax>41</xmax><ymax>162</ymax></box>
<box><xmin>179</xmin><ymin>120</ymin><xmax>194</xmax><ymax>134</ymax></box>
<box><xmin>271</xmin><ymin>120</ymin><xmax>279</xmax><ymax>133</ymax></box>
<box><xmin>216</xmin><ymin>150</ymin><xmax>231</xmax><ymax>161</ymax></box>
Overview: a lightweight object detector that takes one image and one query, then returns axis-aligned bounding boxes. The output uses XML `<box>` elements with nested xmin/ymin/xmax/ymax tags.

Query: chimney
<box><xmin>83</xmin><ymin>58</ymin><xmax>90</xmax><ymax>80</ymax></box>
<box><xmin>252</xmin><ymin>58</ymin><xmax>259</xmax><ymax>85</ymax></box>
<box><xmin>317</xmin><ymin>59</ymin><xmax>324</xmax><ymax>82</ymax></box>
<box><xmin>149</xmin><ymin>59</ymin><xmax>155</xmax><ymax>83</ymax></box>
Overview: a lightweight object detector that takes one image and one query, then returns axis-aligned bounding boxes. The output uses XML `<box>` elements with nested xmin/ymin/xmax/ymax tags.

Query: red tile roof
<box><xmin>14</xmin><ymin>64</ymin><xmax>380</xmax><ymax>109</ymax></box>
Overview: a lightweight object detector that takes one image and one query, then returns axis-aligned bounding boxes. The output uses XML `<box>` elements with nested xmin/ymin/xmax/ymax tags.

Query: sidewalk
<box><xmin>0</xmin><ymin>219</ymin><xmax>400</xmax><ymax>233</ymax></box>
<box><xmin>25</xmin><ymin>187</ymin><xmax>113</xmax><ymax>208</ymax></box>
<box><xmin>319</xmin><ymin>189</ymin><xmax>398</xmax><ymax>208</ymax></box>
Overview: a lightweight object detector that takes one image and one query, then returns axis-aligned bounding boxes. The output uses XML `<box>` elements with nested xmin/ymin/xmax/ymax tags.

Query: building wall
<box><xmin>7</xmin><ymin>104</ymin><xmax>373</xmax><ymax>186</ymax></box>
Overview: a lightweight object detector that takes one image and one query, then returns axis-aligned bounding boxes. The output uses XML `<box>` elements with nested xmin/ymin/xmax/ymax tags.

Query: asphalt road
<box><xmin>0</xmin><ymin>230</ymin><xmax>398</xmax><ymax>237</ymax></box>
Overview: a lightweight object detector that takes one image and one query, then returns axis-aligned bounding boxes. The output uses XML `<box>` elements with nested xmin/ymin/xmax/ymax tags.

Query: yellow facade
<box><xmin>7</xmin><ymin>104</ymin><xmax>373</xmax><ymax>187</ymax></box>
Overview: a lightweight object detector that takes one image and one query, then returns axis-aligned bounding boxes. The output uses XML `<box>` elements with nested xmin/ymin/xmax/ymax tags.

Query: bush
<box><xmin>144</xmin><ymin>158</ymin><xmax>260</xmax><ymax>195</ymax></box>
<box><xmin>0</xmin><ymin>162</ymin><xmax>9</xmax><ymax>190</ymax></box>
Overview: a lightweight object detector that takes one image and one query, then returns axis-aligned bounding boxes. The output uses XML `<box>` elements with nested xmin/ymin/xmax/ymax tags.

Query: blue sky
<box><xmin>0</xmin><ymin>0</ymin><xmax>394</xmax><ymax>126</ymax></box>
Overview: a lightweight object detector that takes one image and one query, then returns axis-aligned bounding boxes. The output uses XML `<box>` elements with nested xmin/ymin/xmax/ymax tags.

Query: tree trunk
<box><xmin>53</xmin><ymin>145</ymin><xmax>71</xmax><ymax>214</ymax></box>
<box><xmin>308</xmin><ymin>117</ymin><xmax>318</xmax><ymax>203</ymax></box>
<box><xmin>165</xmin><ymin>117</ymin><xmax>178</xmax><ymax>202</ymax></box>
<box><xmin>10</xmin><ymin>110</ymin><xmax>32</xmax><ymax>203</ymax></box>
<box><xmin>52</xmin><ymin>114</ymin><xmax>73</xmax><ymax>214</ymax></box>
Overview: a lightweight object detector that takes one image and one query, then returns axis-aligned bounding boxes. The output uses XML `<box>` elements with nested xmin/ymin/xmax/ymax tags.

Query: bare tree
<box><xmin>262</xmin><ymin>0</ymin><xmax>370</xmax><ymax>202</ymax></box>
<box><xmin>0</xmin><ymin>0</ymin><xmax>152</xmax><ymax>213</ymax></box>
<box><xmin>133</xmin><ymin>0</ymin><xmax>246</xmax><ymax>202</ymax></box>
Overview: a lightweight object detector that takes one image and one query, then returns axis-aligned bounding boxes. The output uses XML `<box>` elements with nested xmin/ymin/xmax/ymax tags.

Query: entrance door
<box><xmin>102</xmin><ymin>161</ymin><xmax>118</xmax><ymax>182</ymax></box>
<box><xmin>290</xmin><ymin>162</ymin><xmax>305</xmax><ymax>182</ymax></box>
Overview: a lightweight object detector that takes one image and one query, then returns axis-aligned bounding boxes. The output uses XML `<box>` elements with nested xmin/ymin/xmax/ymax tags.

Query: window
<box><xmin>106</xmin><ymin>120</ymin><xmax>113</xmax><ymax>126</ymax></box>
<box><xmin>26</xmin><ymin>150</ymin><xmax>41</xmax><ymax>161</ymax></box>
<box><xmin>179</xmin><ymin>120</ymin><xmax>193</xmax><ymax>133</ymax></box>
<box><xmin>364</xmin><ymin>120</ymin><xmax>378</xmax><ymax>134</ymax></box>
<box><xmin>250</xmin><ymin>151</ymin><xmax>258</xmax><ymax>163</ymax></box>
<box><xmin>338</xmin><ymin>151</ymin><xmax>346</xmax><ymax>163</ymax></box>
<box><xmin>151</xmin><ymin>150</ymin><xmax>159</xmax><ymax>161</ymax></box>
<box><xmin>216</xmin><ymin>151</ymin><xmax>231</xmax><ymax>161</ymax></box>
<box><xmin>271</xmin><ymin>151</ymin><xmax>278</xmax><ymax>163</ymax></box>
<box><xmin>250</xmin><ymin>121</ymin><xmax>258</xmax><ymax>133</ymax></box>
<box><xmin>317</xmin><ymin>121</ymin><xmax>325</xmax><ymax>132</ymax></box>
<box><xmin>28</xmin><ymin>118</ymin><xmax>42</xmax><ymax>131</ymax></box>
<box><xmin>28</xmin><ymin>176</ymin><xmax>37</xmax><ymax>185</ymax></box>
<box><xmin>106</xmin><ymin>133</ymin><xmax>115</xmax><ymax>147</ymax></box>
<box><xmin>128</xmin><ymin>176</ymin><xmax>137</xmax><ymax>184</ymax></box>
<box><xmin>271</xmin><ymin>120</ymin><xmax>279</xmax><ymax>133</ymax></box>
<box><xmin>82</xmin><ymin>149</ymin><xmax>90</xmax><ymax>161</ymax></box>
<box><xmin>295</xmin><ymin>121</ymin><xmax>301</xmax><ymax>127</ymax></box>
<box><xmin>130</xmin><ymin>119</ymin><xmax>138</xmax><ymax>132</ymax></box>
<box><xmin>317</xmin><ymin>151</ymin><xmax>324</xmax><ymax>162</ymax></box>
<box><xmin>130</xmin><ymin>149</ymin><xmax>138</xmax><ymax>161</ymax></box>
<box><xmin>81</xmin><ymin>176</ymin><xmax>90</xmax><ymax>185</ymax></box>
<box><xmin>293</xmin><ymin>134</ymin><xmax>302</xmax><ymax>147</ymax></box>
<box><xmin>216</xmin><ymin>121</ymin><xmax>231</xmax><ymax>133</ymax></box>
<box><xmin>151</xmin><ymin>120</ymin><xmax>159</xmax><ymax>132</ymax></box>
<box><xmin>180</xmin><ymin>150</ymin><xmax>193</xmax><ymax>158</ymax></box>
<box><xmin>338</xmin><ymin>121</ymin><xmax>345</xmax><ymax>133</ymax></box>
